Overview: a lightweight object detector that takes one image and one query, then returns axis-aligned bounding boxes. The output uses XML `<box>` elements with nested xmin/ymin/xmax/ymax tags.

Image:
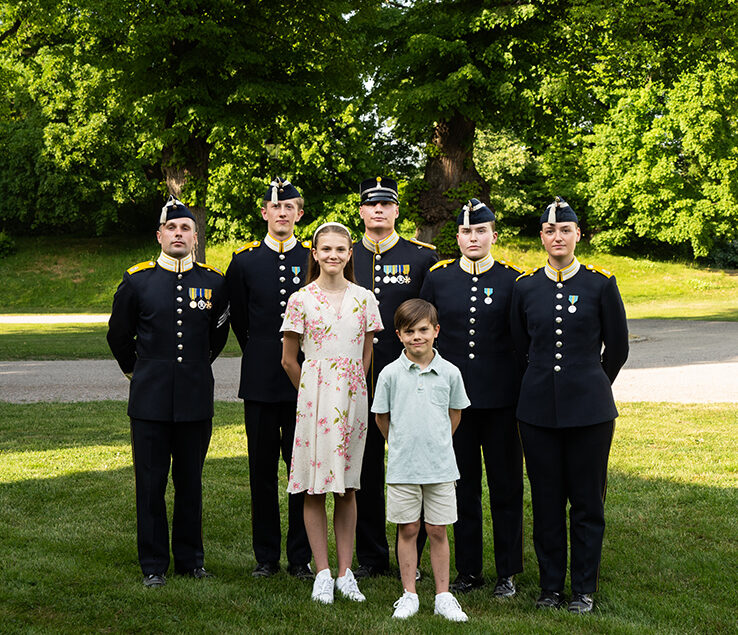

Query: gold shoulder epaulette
<box><xmin>234</xmin><ymin>240</ymin><xmax>260</xmax><ymax>255</ymax></box>
<box><xmin>127</xmin><ymin>260</ymin><xmax>156</xmax><ymax>275</ymax></box>
<box><xmin>585</xmin><ymin>263</ymin><xmax>614</xmax><ymax>278</ymax></box>
<box><xmin>516</xmin><ymin>266</ymin><xmax>540</xmax><ymax>281</ymax></box>
<box><xmin>302</xmin><ymin>240</ymin><xmax>312</xmax><ymax>248</ymax></box>
<box><xmin>196</xmin><ymin>262</ymin><xmax>224</xmax><ymax>276</ymax></box>
<box><xmin>498</xmin><ymin>259</ymin><xmax>525</xmax><ymax>274</ymax></box>
<box><xmin>429</xmin><ymin>258</ymin><xmax>455</xmax><ymax>272</ymax></box>
<box><xmin>408</xmin><ymin>237</ymin><xmax>437</xmax><ymax>250</ymax></box>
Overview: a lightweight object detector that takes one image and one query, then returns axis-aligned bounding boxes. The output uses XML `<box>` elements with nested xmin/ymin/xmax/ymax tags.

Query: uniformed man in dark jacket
<box><xmin>510</xmin><ymin>197</ymin><xmax>629</xmax><ymax>613</ymax></box>
<box><xmin>420</xmin><ymin>199</ymin><xmax>524</xmax><ymax>597</ymax></box>
<box><xmin>352</xmin><ymin>177</ymin><xmax>439</xmax><ymax>577</ymax></box>
<box><xmin>225</xmin><ymin>178</ymin><xmax>312</xmax><ymax>579</ymax></box>
<box><xmin>107</xmin><ymin>197</ymin><xmax>230</xmax><ymax>588</ymax></box>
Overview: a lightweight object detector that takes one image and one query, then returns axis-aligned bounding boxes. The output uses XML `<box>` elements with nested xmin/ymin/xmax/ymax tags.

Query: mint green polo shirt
<box><xmin>371</xmin><ymin>349</ymin><xmax>470</xmax><ymax>484</ymax></box>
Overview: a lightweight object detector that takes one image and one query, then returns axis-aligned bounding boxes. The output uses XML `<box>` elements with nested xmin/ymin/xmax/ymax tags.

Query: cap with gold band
<box><xmin>360</xmin><ymin>176</ymin><xmax>399</xmax><ymax>204</ymax></box>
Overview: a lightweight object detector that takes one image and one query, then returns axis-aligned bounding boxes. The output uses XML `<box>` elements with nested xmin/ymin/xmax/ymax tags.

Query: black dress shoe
<box><xmin>493</xmin><ymin>575</ymin><xmax>516</xmax><ymax>598</ymax></box>
<box><xmin>143</xmin><ymin>573</ymin><xmax>166</xmax><ymax>588</ymax></box>
<box><xmin>450</xmin><ymin>573</ymin><xmax>485</xmax><ymax>593</ymax></box>
<box><xmin>252</xmin><ymin>562</ymin><xmax>280</xmax><ymax>578</ymax></box>
<box><xmin>181</xmin><ymin>567</ymin><xmax>213</xmax><ymax>579</ymax></box>
<box><xmin>287</xmin><ymin>563</ymin><xmax>314</xmax><ymax>580</ymax></box>
<box><xmin>535</xmin><ymin>590</ymin><xmax>566</xmax><ymax>609</ymax></box>
<box><xmin>568</xmin><ymin>592</ymin><xmax>594</xmax><ymax>613</ymax></box>
<box><xmin>353</xmin><ymin>564</ymin><xmax>389</xmax><ymax>579</ymax></box>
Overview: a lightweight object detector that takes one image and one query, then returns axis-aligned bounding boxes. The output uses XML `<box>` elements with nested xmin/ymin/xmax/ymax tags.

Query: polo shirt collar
<box><xmin>399</xmin><ymin>348</ymin><xmax>441</xmax><ymax>374</ymax></box>
<box><xmin>264</xmin><ymin>233</ymin><xmax>297</xmax><ymax>253</ymax></box>
<box><xmin>157</xmin><ymin>251</ymin><xmax>193</xmax><ymax>273</ymax></box>
<box><xmin>544</xmin><ymin>257</ymin><xmax>580</xmax><ymax>282</ymax></box>
<box><xmin>362</xmin><ymin>231</ymin><xmax>399</xmax><ymax>254</ymax></box>
<box><xmin>459</xmin><ymin>253</ymin><xmax>494</xmax><ymax>275</ymax></box>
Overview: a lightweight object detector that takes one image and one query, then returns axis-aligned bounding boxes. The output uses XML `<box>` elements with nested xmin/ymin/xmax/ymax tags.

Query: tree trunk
<box><xmin>415</xmin><ymin>112</ymin><xmax>489</xmax><ymax>243</ymax></box>
<box><xmin>161</xmin><ymin>135</ymin><xmax>210</xmax><ymax>263</ymax></box>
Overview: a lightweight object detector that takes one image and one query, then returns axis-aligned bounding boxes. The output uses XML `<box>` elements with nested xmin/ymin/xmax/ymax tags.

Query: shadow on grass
<box><xmin>1</xmin><ymin>450</ymin><xmax>736</xmax><ymax>633</ymax></box>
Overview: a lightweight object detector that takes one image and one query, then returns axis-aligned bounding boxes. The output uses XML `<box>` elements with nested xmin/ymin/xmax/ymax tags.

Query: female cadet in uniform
<box><xmin>510</xmin><ymin>198</ymin><xmax>628</xmax><ymax>613</ymax></box>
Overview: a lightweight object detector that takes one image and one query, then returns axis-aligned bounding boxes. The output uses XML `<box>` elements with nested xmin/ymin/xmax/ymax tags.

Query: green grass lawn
<box><xmin>0</xmin><ymin>323</ymin><xmax>242</xmax><ymax>360</ymax></box>
<box><xmin>1</xmin><ymin>401</ymin><xmax>735</xmax><ymax>634</ymax></box>
<box><xmin>1</xmin><ymin>235</ymin><xmax>736</xmax><ymax>320</ymax></box>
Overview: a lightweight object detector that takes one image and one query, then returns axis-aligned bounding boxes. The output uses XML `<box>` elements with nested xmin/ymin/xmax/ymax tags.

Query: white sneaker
<box><xmin>335</xmin><ymin>568</ymin><xmax>366</xmax><ymax>602</ymax></box>
<box><xmin>434</xmin><ymin>591</ymin><xmax>468</xmax><ymax>622</ymax></box>
<box><xmin>311</xmin><ymin>568</ymin><xmax>334</xmax><ymax>604</ymax></box>
<box><xmin>392</xmin><ymin>590</ymin><xmax>419</xmax><ymax>619</ymax></box>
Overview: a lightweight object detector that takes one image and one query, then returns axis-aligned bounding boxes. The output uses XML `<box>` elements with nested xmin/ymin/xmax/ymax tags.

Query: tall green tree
<box><xmin>1</xmin><ymin>0</ymin><xmax>381</xmax><ymax>259</ymax></box>
<box><xmin>581</xmin><ymin>57</ymin><xmax>738</xmax><ymax>258</ymax></box>
<box><xmin>367</xmin><ymin>0</ymin><xmax>546</xmax><ymax>240</ymax></box>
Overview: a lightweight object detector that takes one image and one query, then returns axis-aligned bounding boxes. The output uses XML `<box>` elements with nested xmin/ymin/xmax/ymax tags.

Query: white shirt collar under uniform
<box><xmin>157</xmin><ymin>251</ymin><xmax>194</xmax><ymax>273</ymax></box>
<box><xmin>362</xmin><ymin>231</ymin><xmax>400</xmax><ymax>254</ymax></box>
<box><xmin>544</xmin><ymin>257</ymin><xmax>580</xmax><ymax>282</ymax></box>
<box><xmin>264</xmin><ymin>233</ymin><xmax>297</xmax><ymax>253</ymax></box>
<box><xmin>459</xmin><ymin>253</ymin><xmax>494</xmax><ymax>275</ymax></box>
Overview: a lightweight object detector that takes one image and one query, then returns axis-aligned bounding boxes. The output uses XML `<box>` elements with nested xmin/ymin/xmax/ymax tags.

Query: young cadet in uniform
<box><xmin>510</xmin><ymin>197</ymin><xmax>629</xmax><ymax>613</ymax></box>
<box><xmin>225</xmin><ymin>177</ymin><xmax>313</xmax><ymax>579</ymax></box>
<box><xmin>420</xmin><ymin>199</ymin><xmax>524</xmax><ymax>597</ymax></box>
<box><xmin>107</xmin><ymin>197</ymin><xmax>230</xmax><ymax>588</ymax></box>
<box><xmin>352</xmin><ymin>177</ymin><xmax>439</xmax><ymax>578</ymax></box>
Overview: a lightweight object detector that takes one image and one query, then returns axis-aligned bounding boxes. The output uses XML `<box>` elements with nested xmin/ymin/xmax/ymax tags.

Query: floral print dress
<box><xmin>280</xmin><ymin>281</ymin><xmax>383</xmax><ymax>494</ymax></box>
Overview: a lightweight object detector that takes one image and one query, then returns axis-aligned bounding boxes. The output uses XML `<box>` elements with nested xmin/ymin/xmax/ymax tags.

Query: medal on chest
<box><xmin>189</xmin><ymin>287</ymin><xmax>212</xmax><ymax>310</ymax></box>
<box><xmin>568</xmin><ymin>294</ymin><xmax>579</xmax><ymax>313</ymax></box>
<box><xmin>383</xmin><ymin>264</ymin><xmax>411</xmax><ymax>284</ymax></box>
<box><xmin>484</xmin><ymin>288</ymin><xmax>493</xmax><ymax>304</ymax></box>
<box><xmin>292</xmin><ymin>266</ymin><xmax>301</xmax><ymax>284</ymax></box>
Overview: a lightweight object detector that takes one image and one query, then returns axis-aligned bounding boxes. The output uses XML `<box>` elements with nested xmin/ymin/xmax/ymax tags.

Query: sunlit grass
<box><xmin>1</xmin><ymin>401</ymin><xmax>736</xmax><ymax>633</ymax></box>
<box><xmin>1</xmin><ymin>235</ymin><xmax>736</xmax><ymax>320</ymax></box>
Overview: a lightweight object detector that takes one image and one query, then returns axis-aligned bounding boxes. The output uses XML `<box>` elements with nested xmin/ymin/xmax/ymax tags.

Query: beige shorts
<box><xmin>386</xmin><ymin>482</ymin><xmax>457</xmax><ymax>526</ymax></box>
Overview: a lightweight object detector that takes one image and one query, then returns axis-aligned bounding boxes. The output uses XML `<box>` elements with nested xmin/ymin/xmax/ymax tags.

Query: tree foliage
<box><xmin>2</xmin><ymin>1</ymin><xmax>738</xmax><ymax>262</ymax></box>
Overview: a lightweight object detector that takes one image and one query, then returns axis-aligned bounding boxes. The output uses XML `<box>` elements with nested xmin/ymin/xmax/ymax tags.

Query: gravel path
<box><xmin>1</xmin><ymin>319</ymin><xmax>736</xmax><ymax>403</ymax></box>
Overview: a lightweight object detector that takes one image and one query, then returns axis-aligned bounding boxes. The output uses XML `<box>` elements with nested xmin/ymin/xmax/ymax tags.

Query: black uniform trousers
<box><xmin>518</xmin><ymin>419</ymin><xmax>614</xmax><ymax>594</ymax></box>
<box><xmin>356</xmin><ymin>409</ymin><xmax>390</xmax><ymax>569</ymax></box>
<box><xmin>130</xmin><ymin>417</ymin><xmax>211</xmax><ymax>576</ymax></box>
<box><xmin>244</xmin><ymin>400</ymin><xmax>311</xmax><ymax>567</ymax></box>
<box><xmin>453</xmin><ymin>407</ymin><xmax>523</xmax><ymax>578</ymax></box>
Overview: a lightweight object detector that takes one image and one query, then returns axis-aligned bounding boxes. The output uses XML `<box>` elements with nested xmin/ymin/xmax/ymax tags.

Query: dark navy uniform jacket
<box><xmin>420</xmin><ymin>254</ymin><xmax>523</xmax><ymax>408</ymax></box>
<box><xmin>107</xmin><ymin>253</ymin><xmax>230</xmax><ymax>422</ymax></box>
<box><xmin>510</xmin><ymin>258</ymin><xmax>629</xmax><ymax>428</ymax></box>
<box><xmin>353</xmin><ymin>231</ymin><xmax>439</xmax><ymax>389</ymax></box>
<box><xmin>226</xmin><ymin>235</ymin><xmax>310</xmax><ymax>402</ymax></box>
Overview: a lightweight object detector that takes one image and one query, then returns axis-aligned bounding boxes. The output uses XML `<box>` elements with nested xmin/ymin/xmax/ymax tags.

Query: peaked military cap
<box><xmin>265</xmin><ymin>177</ymin><xmax>301</xmax><ymax>204</ymax></box>
<box><xmin>159</xmin><ymin>195</ymin><xmax>196</xmax><ymax>226</ymax></box>
<box><xmin>457</xmin><ymin>198</ymin><xmax>495</xmax><ymax>227</ymax></box>
<box><xmin>541</xmin><ymin>196</ymin><xmax>578</xmax><ymax>225</ymax></box>
<box><xmin>360</xmin><ymin>176</ymin><xmax>399</xmax><ymax>204</ymax></box>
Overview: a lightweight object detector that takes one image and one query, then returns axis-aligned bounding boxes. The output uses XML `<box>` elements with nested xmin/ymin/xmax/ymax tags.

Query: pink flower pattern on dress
<box><xmin>281</xmin><ymin>282</ymin><xmax>382</xmax><ymax>495</ymax></box>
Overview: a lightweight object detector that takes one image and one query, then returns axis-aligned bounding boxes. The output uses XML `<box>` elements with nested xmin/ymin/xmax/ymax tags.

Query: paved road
<box><xmin>1</xmin><ymin>319</ymin><xmax>737</xmax><ymax>403</ymax></box>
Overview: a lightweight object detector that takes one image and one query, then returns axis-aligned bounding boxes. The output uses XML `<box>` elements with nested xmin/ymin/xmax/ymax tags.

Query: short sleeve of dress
<box><xmin>280</xmin><ymin>290</ymin><xmax>305</xmax><ymax>334</ymax></box>
<box><xmin>363</xmin><ymin>288</ymin><xmax>384</xmax><ymax>333</ymax></box>
<box><xmin>448</xmin><ymin>366</ymin><xmax>471</xmax><ymax>410</ymax></box>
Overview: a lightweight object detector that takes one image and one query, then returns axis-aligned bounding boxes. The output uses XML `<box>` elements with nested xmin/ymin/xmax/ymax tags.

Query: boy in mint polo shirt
<box><xmin>372</xmin><ymin>299</ymin><xmax>470</xmax><ymax>622</ymax></box>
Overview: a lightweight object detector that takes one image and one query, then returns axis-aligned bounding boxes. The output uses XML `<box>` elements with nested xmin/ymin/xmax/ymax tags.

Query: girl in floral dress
<box><xmin>281</xmin><ymin>222</ymin><xmax>383</xmax><ymax>605</ymax></box>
